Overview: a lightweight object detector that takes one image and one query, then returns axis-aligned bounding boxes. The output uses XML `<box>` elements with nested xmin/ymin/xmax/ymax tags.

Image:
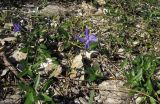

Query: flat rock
<box><xmin>97</xmin><ymin>80</ymin><xmax>133</xmax><ymax>104</ymax></box>
<box><xmin>39</xmin><ymin>5</ymin><xmax>67</xmax><ymax>16</ymax></box>
<box><xmin>81</xmin><ymin>1</ymin><xmax>97</xmax><ymax>15</ymax></box>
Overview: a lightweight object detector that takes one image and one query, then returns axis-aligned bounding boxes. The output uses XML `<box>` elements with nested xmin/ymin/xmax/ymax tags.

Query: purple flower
<box><xmin>13</xmin><ymin>23</ymin><xmax>20</xmax><ymax>32</ymax></box>
<box><xmin>76</xmin><ymin>28</ymin><xmax>97</xmax><ymax>49</ymax></box>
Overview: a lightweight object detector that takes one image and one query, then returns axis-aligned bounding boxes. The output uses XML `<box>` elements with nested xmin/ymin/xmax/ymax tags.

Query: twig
<box><xmin>57</xmin><ymin>76</ymin><xmax>125</xmax><ymax>82</ymax></box>
<box><xmin>0</xmin><ymin>51</ymin><xmax>26</xmax><ymax>83</ymax></box>
<box><xmin>69</xmin><ymin>41</ymin><xmax>82</xmax><ymax>48</ymax></box>
<box><xmin>86</xmin><ymin>86</ymin><xmax>160</xmax><ymax>103</ymax></box>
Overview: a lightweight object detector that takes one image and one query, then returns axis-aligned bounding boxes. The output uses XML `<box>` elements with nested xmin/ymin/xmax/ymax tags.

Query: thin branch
<box><xmin>0</xmin><ymin>51</ymin><xmax>26</xmax><ymax>83</ymax></box>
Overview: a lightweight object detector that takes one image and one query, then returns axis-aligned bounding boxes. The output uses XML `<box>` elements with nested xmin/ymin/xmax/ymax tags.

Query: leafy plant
<box><xmin>16</xmin><ymin>20</ymin><xmax>58</xmax><ymax>103</ymax></box>
<box><xmin>85</xmin><ymin>64</ymin><xmax>103</xmax><ymax>83</ymax></box>
<box><xmin>123</xmin><ymin>54</ymin><xmax>160</xmax><ymax>103</ymax></box>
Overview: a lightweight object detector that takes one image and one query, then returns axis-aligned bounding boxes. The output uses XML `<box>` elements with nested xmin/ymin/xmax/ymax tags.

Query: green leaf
<box><xmin>85</xmin><ymin>65</ymin><xmax>103</xmax><ymax>82</ymax></box>
<box><xmin>24</xmin><ymin>92</ymin><xmax>34</xmax><ymax>104</ymax></box>
<box><xmin>42</xmin><ymin>78</ymin><xmax>54</xmax><ymax>92</ymax></box>
<box><xmin>34</xmin><ymin>74</ymin><xmax>40</xmax><ymax>90</ymax></box>
<box><xmin>32</xmin><ymin>62</ymin><xmax>41</xmax><ymax>70</ymax></box>
<box><xmin>149</xmin><ymin>97</ymin><xmax>156</xmax><ymax>104</ymax></box>
<box><xmin>88</xmin><ymin>74</ymin><xmax>96</xmax><ymax>82</ymax></box>
<box><xmin>120</xmin><ymin>59</ymin><xmax>128</xmax><ymax>69</ymax></box>
<box><xmin>146</xmin><ymin>78</ymin><xmax>153</xmax><ymax>94</ymax></box>
<box><xmin>64</xmin><ymin>41</ymin><xmax>71</xmax><ymax>49</ymax></box>
<box><xmin>88</xmin><ymin>90</ymin><xmax>95</xmax><ymax>104</ymax></box>
<box><xmin>18</xmin><ymin>69</ymin><xmax>28</xmax><ymax>77</ymax></box>
<box><xmin>20</xmin><ymin>47</ymin><xmax>28</xmax><ymax>53</ymax></box>
<box><xmin>39</xmin><ymin>44</ymin><xmax>47</xmax><ymax>50</ymax></box>
<box><xmin>57</xmin><ymin>27</ymin><xmax>69</xmax><ymax>39</ymax></box>
<box><xmin>40</xmin><ymin>93</ymin><xmax>52</xmax><ymax>101</ymax></box>
<box><xmin>18</xmin><ymin>66</ymin><xmax>33</xmax><ymax>77</ymax></box>
<box><xmin>89</xmin><ymin>42</ymin><xmax>98</xmax><ymax>50</ymax></box>
<box><xmin>18</xmin><ymin>83</ymin><xmax>30</xmax><ymax>91</ymax></box>
<box><xmin>131</xmin><ymin>68</ymin><xmax>142</xmax><ymax>83</ymax></box>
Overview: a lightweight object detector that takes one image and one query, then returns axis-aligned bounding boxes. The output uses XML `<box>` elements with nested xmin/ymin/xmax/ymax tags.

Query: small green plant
<box><xmin>122</xmin><ymin>54</ymin><xmax>160</xmax><ymax>103</ymax></box>
<box><xmin>15</xmin><ymin>18</ymin><xmax>58</xmax><ymax>103</ymax></box>
<box><xmin>84</xmin><ymin>61</ymin><xmax>103</xmax><ymax>83</ymax></box>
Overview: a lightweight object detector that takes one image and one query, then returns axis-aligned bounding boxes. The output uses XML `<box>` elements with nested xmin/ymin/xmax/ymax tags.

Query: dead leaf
<box><xmin>39</xmin><ymin>58</ymin><xmax>62</xmax><ymax>77</ymax></box>
<box><xmin>71</xmin><ymin>54</ymin><xmax>83</xmax><ymax>69</ymax></box>
<box><xmin>1</xmin><ymin>68</ymin><xmax>9</xmax><ymax>76</ymax></box>
<box><xmin>0</xmin><ymin>37</ymin><xmax>16</xmax><ymax>45</ymax></box>
<box><xmin>79</xmin><ymin>74</ymin><xmax>85</xmax><ymax>81</ymax></box>
<box><xmin>69</xmin><ymin>69</ymin><xmax>77</xmax><ymax>79</ymax></box>
<box><xmin>49</xmin><ymin>65</ymin><xmax>62</xmax><ymax>78</ymax></box>
<box><xmin>39</xmin><ymin>58</ymin><xmax>54</xmax><ymax>75</ymax></box>
<box><xmin>70</xmin><ymin>53</ymin><xmax>84</xmax><ymax>79</ymax></box>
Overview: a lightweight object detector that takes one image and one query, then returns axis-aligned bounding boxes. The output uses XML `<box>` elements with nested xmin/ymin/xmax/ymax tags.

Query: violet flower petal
<box><xmin>75</xmin><ymin>35</ymin><xmax>86</xmax><ymax>43</ymax></box>
<box><xmin>85</xmin><ymin>40</ymin><xmax>90</xmax><ymax>49</ymax></box>
<box><xmin>13</xmin><ymin>23</ymin><xmax>20</xmax><ymax>32</ymax></box>
<box><xmin>75</xmin><ymin>28</ymin><xmax>97</xmax><ymax>49</ymax></box>
<box><xmin>89</xmin><ymin>34</ymin><xmax>97</xmax><ymax>42</ymax></box>
<box><xmin>85</xmin><ymin>28</ymin><xmax>89</xmax><ymax>39</ymax></box>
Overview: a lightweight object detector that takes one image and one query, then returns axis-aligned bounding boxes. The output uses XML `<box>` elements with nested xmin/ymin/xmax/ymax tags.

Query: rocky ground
<box><xmin>0</xmin><ymin>0</ymin><xmax>160</xmax><ymax>104</ymax></box>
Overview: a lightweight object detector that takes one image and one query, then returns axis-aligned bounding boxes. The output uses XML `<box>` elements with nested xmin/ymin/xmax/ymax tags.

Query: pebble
<box><xmin>96</xmin><ymin>0</ymin><xmax>106</xmax><ymax>6</ymax></box>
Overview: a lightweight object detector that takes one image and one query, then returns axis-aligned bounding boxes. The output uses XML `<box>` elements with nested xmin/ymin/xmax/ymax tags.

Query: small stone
<box><xmin>95</xmin><ymin>8</ymin><xmax>104</xmax><ymax>15</ymax></box>
<box><xmin>103</xmin><ymin>8</ymin><xmax>108</xmax><ymax>14</ymax></box>
<box><xmin>136</xmin><ymin>24</ymin><xmax>141</xmax><ymax>28</ymax></box>
<box><xmin>154</xmin><ymin>42</ymin><xmax>160</xmax><ymax>53</ymax></box>
<box><xmin>96</xmin><ymin>0</ymin><xmax>106</xmax><ymax>6</ymax></box>
<box><xmin>39</xmin><ymin>58</ymin><xmax>54</xmax><ymax>75</ymax></box>
<box><xmin>51</xmin><ymin>20</ymin><xmax>58</xmax><ymax>27</ymax></box>
<box><xmin>4</xmin><ymin>23</ymin><xmax>13</xmax><ymax>29</ymax></box>
<box><xmin>77</xmin><ymin>10</ymin><xmax>83</xmax><ymax>16</ymax></box>
<box><xmin>11</xmin><ymin>50</ymin><xmax>27</xmax><ymax>62</ymax></box>
<box><xmin>81</xmin><ymin>1</ymin><xmax>97</xmax><ymax>15</ymax></box>
<box><xmin>1</xmin><ymin>69</ymin><xmax>9</xmax><ymax>76</ymax></box>
<box><xmin>61</xmin><ymin>59</ymin><xmax>68</xmax><ymax>66</ymax></box>
<box><xmin>94</xmin><ymin>95</ymin><xmax>100</xmax><ymax>101</ymax></box>
<box><xmin>20</xmin><ymin>19</ymin><xmax>24</xmax><ymax>23</ymax></box>
<box><xmin>39</xmin><ymin>58</ymin><xmax>52</xmax><ymax>69</ymax></box>
<box><xmin>118</xmin><ymin>48</ymin><xmax>124</xmax><ymax>53</ymax></box>
<box><xmin>38</xmin><ymin>38</ymin><xmax>44</xmax><ymax>42</ymax></box>
<box><xmin>135</xmin><ymin>96</ymin><xmax>145</xmax><ymax>104</ymax></box>
<box><xmin>140</xmin><ymin>33</ymin><xmax>145</xmax><ymax>37</ymax></box>
<box><xmin>79</xmin><ymin>97</ymin><xmax>87</xmax><ymax>104</ymax></box>
<box><xmin>39</xmin><ymin>5</ymin><xmax>67</xmax><ymax>16</ymax></box>
<box><xmin>85</xmin><ymin>51</ymin><xmax>98</xmax><ymax>59</ymax></box>
<box><xmin>72</xmin><ymin>88</ymin><xmax>79</xmax><ymax>94</ymax></box>
<box><xmin>133</xmin><ymin>41</ymin><xmax>139</xmax><ymax>45</ymax></box>
<box><xmin>74</xmin><ymin>98</ymin><xmax>80</xmax><ymax>104</ymax></box>
<box><xmin>79</xmin><ymin>74</ymin><xmax>85</xmax><ymax>81</ymax></box>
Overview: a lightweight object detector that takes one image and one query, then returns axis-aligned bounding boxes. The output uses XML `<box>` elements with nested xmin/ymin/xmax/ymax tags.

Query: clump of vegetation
<box><xmin>8</xmin><ymin>15</ymin><xmax>100</xmax><ymax>103</ymax></box>
<box><xmin>122</xmin><ymin>54</ymin><xmax>160</xmax><ymax>103</ymax></box>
